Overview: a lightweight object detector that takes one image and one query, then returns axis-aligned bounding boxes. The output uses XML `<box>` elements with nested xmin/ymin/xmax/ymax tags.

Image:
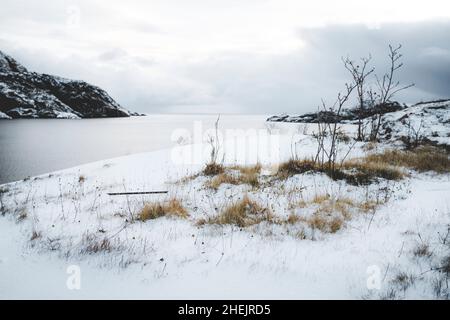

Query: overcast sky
<box><xmin>1</xmin><ymin>0</ymin><xmax>449</xmax><ymax>114</ymax></box>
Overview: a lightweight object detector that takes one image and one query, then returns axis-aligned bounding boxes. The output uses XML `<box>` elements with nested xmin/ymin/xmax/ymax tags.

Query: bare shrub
<box><xmin>314</xmin><ymin>81</ymin><xmax>357</xmax><ymax>177</ymax></box>
<box><xmin>343</xmin><ymin>54</ymin><xmax>374</xmax><ymax>141</ymax></box>
<box><xmin>203</xmin><ymin>115</ymin><xmax>224</xmax><ymax>175</ymax></box>
<box><xmin>202</xmin><ymin>163</ymin><xmax>225</xmax><ymax>176</ymax></box>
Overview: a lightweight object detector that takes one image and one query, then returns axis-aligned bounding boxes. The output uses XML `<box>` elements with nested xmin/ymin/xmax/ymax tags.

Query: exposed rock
<box><xmin>0</xmin><ymin>50</ymin><xmax>134</xmax><ymax>119</ymax></box>
<box><xmin>375</xmin><ymin>99</ymin><xmax>450</xmax><ymax>147</ymax></box>
<box><xmin>267</xmin><ymin>99</ymin><xmax>450</xmax><ymax>147</ymax></box>
<box><xmin>267</xmin><ymin>102</ymin><xmax>405</xmax><ymax>124</ymax></box>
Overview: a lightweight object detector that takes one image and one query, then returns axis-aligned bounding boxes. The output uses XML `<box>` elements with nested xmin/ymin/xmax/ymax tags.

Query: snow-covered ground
<box><xmin>0</xmin><ymin>120</ymin><xmax>449</xmax><ymax>299</ymax></box>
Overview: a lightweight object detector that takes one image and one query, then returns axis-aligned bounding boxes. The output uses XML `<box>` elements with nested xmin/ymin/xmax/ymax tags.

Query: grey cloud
<box><xmin>176</xmin><ymin>20</ymin><xmax>450</xmax><ymax>114</ymax></box>
<box><xmin>2</xmin><ymin>19</ymin><xmax>450</xmax><ymax>114</ymax></box>
<box><xmin>98</xmin><ymin>48</ymin><xmax>128</xmax><ymax>61</ymax></box>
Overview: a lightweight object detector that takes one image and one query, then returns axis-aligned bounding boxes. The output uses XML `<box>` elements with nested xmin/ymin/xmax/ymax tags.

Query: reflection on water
<box><xmin>0</xmin><ymin>115</ymin><xmax>268</xmax><ymax>184</ymax></box>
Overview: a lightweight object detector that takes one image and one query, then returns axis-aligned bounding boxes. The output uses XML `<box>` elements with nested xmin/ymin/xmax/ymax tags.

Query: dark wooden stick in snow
<box><xmin>107</xmin><ymin>191</ymin><xmax>168</xmax><ymax>196</ymax></box>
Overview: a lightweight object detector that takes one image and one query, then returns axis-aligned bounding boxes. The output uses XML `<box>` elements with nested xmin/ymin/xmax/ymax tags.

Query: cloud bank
<box><xmin>1</xmin><ymin>1</ymin><xmax>449</xmax><ymax>114</ymax></box>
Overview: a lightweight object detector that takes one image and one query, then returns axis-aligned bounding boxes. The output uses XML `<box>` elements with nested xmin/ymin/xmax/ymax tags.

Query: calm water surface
<box><xmin>0</xmin><ymin>115</ymin><xmax>268</xmax><ymax>184</ymax></box>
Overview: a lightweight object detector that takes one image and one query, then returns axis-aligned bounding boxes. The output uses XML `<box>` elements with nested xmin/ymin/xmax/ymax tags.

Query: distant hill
<box><xmin>0</xmin><ymin>50</ymin><xmax>138</xmax><ymax>119</ymax></box>
<box><xmin>267</xmin><ymin>99</ymin><xmax>450</xmax><ymax>148</ymax></box>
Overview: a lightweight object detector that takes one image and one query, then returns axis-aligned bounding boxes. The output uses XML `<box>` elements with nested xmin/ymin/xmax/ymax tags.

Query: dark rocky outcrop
<box><xmin>267</xmin><ymin>102</ymin><xmax>405</xmax><ymax>123</ymax></box>
<box><xmin>0</xmin><ymin>50</ymin><xmax>135</xmax><ymax>119</ymax></box>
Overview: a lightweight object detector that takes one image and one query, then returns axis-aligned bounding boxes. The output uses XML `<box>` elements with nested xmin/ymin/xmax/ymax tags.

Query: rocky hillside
<box><xmin>375</xmin><ymin>99</ymin><xmax>450</xmax><ymax>147</ymax></box>
<box><xmin>267</xmin><ymin>101</ymin><xmax>406</xmax><ymax>123</ymax></box>
<box><xmin>0</xmin><ymin>50</ymin><xmax>136</xmax><ymax>119</ymax></box>
<box><xmin>268</xmin><ymin>99</ymin><xmax>450</xmax><ymax>147</ymax></box>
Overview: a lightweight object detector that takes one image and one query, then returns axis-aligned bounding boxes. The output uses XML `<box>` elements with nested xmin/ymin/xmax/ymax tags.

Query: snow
<box><xmin>0</xmin><ymin>111</ymin><xmax>11</xmax><ymax>119</ymax></box>
<box><xmin>0</xmin><ymin>119</ymin><xmax>449</xmax><ymax>299</ymax></box>
<box><xmin>54</xmin><ymin>111</ymin><xmax>81</xmax><ymax>119</ymax></box>
<box><xmin>376</xmin><ymin>100</ymin><xmax>450</xmax><ymax>146</ymax></box>
<box><xmin>268</xmin><ymin>100</ymin><xmax>450</xmax><ymax>148</ymax></box>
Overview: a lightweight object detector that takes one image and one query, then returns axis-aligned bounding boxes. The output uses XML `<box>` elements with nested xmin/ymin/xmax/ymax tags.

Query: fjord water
<box><xmin>0</xmin><ymin>115</ymin><xmax>268</xmax><ymax>184</ymax></box>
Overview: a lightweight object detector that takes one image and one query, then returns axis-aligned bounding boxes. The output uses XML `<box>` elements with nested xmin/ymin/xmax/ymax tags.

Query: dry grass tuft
<box><xmin>275</xmin><ymin>156</ymin><xmax>403</xmax><ymax>185</ymax></box>
<box><xmin>307</xmin><ymin>215</ymin><xmax>344</xmax><ymax>233</ymax></box>
<box><xmin>365</xmin><ymin>146</ymin><xmax>450</xmax><ymax>173</ymax></box>
<box><xmin>207</xmin><ymin>173</ymin><xmax>239</xmax><ymax>189</ymax></box>
<box><xmin>413</xmin><ymin>243</ymin><xmax>432</xmax><ymax>258</ymax></box>
<box><xmin>312</xmin><ymin>194</ymin><xmax>331</xmax><ymax>204</ymax></box>
<box><xmin>340</xmin><ymin>160</ymin><xmax>404</xmax><ymax>185</ymax></box>
<box><xmin>285</xmin><ymin>213</ymin><xmax>303</xmax><ymax>225</ymax></box>
<box><xmin>391</xmin><ymin>272</ymin><xmax>415</xmax><ymax>291</ymax></box>
<box><xmin>233</xmin><ymin>164</ymin><xmax>261</xmax><ymax>188</ymax></box>
<box><xmin>357</xmin><ymin>200</ymin><xmax>378</xmax><ymax>213</ymax></box>
<box><xmin>176</xmin><ymin>173</ymin><xmax>200</xmax><ymax>184</ymax></box>
<box><xmin>202</xmin><ymin>163</ymin><xmax>225</xmax><ymax>176</ymax></box>
<box><xmin>441</xmin><ymin>255</ymin><xmax>450</xmax><ymax>273</ymax></box>
<box><xmin>138</xmin><ymin>198</ymin><xmax>189</xmax><ymax>221</ymax></box>
<box><xmin>276</xmin><ymin>159</ymin><xmax>316</xmax><ymax>179</ymax></box>
<box><xmin>292</xmin><ymin>195</ymin><xmax>374</xmax><ymax>233</ymax></box>
<box><xmin>205</xmin><ymin>195</ymin><xmax>273</xmax><ymax>227</ymax></box>
<box><xmin>232</xmin><ymin>163</ymin><xmax>262</xmax><ymax>176</ymax></box>
<box><xmin>206</xmin><ymin>164</ymin><xmax>261</xmax><ymax>189</ymax></box>
<box><xmin>30</xmin><ymin>230</ymin><xmax>42</xmax><ymax>241</ymax></box>
<box><xmin>81</xmin><ymin>234</ymin><xmax>114</xmax><ymax>254</ymax></box>
<box><xmin>0</xmin><ymin>187</ymin><xmax>9</xmax><ymax>194</ymax></box>
<box><xmin>17</xmin><ymin>209</ymin><xmax>27</xmax><ymax>222</ymax></box>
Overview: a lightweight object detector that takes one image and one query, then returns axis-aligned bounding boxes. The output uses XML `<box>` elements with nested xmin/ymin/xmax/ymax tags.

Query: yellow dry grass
<box><xmin>365</xmin><ymin>146</ymin><xmax>450</xmax><ymax>173</ymax></box>
<box><xmin>202</xmin><ymin>195</ymin><xmax>273</xmax><ymax>227</ymax></box>
<box><xmin>138</xmin><ymin>198</ymin><xmax>189</xmax><ymax>221</ymax></box>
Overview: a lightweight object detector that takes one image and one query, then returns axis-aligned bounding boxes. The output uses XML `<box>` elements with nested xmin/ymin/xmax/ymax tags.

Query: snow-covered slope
<box><xmin>268</xmin><ymin>100</ymin><xmax>450</xmax><ymax>147</ymax></box>
<box><xmin>0</xmin><ymin>123</ymin><xmax>449</xmax><ymax>299</ymax></box>
<box><xmin>0</xmin><ymin>50</ymin><xmax>134</xmax><ymax>119</ymax></box>
<box><xmin>377</xmin><ymin>99</ymin><xmax>450</xmax><ymax>147</ymax></box>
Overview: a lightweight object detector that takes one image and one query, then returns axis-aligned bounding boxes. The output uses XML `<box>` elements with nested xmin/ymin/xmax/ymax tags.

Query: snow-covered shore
<box><xmin>0</xmin><ymin>121</ymin><xmax>449</xmax><ymax>299</ymax></box>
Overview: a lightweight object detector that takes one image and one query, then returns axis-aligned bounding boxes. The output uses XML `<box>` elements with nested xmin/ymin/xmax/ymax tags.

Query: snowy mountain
<box><xmin>0</xmin><ymin>50</ymin><xmax>134</xmax><ymax>119</ymax></box>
